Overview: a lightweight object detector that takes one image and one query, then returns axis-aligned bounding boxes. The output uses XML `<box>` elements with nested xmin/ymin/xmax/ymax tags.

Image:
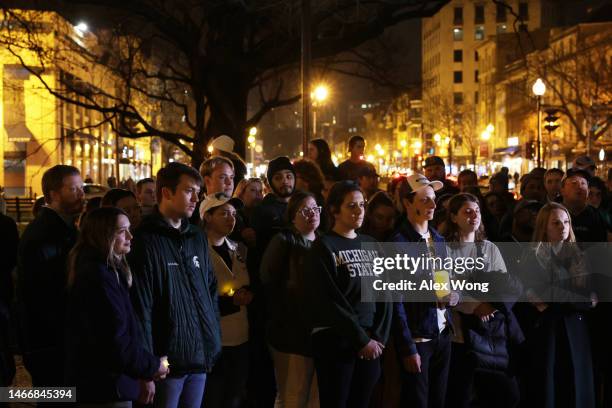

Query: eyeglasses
<box><xmin>300</xmin><ymin>206</ymin><xmax>322</xmax><ymax>218</ymax></box>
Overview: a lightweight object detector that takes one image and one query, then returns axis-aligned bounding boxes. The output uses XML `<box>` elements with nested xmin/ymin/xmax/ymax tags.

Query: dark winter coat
<box><xmin>128</xmin><ymin>211</ymin><xmax>221</xmax><ymax>375</ymax></box>
<box><xmin>260</xmin><ymin>228</ymin><xmax>316</xmax><ymax>356</ymax></box>
<box><xmin>0</xmin><ymin>214</ymin><xmax>18</xmax><ymax>386</ymax></box>
<box><xmin>17</xmin><ymin>207</ymin><xmax>78</xmax><ymax>356</ymax></box>
<box><xmin>518</xmin><ymin>245</ymin><xmax>595</xmax><ymax>408</ymax></box>
<box><xmin>66</xmin><ymin>247</ymin><xmax>159</xmax><ymax>403</ymax></box>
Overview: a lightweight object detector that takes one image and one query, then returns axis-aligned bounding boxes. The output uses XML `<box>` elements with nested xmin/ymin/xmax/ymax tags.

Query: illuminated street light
<box><xmin>532</xmin><ymin>78</ymin><xmax>546</xmax><ymax>167</ymax></box>
<box><xmin>207</xmin><ymin>145</ymin><xmax>214</xmax><ymax>153</ymax></box>
<box><xmin>311</xmin><ymin>84</ymin><xmax>330</xmax><ymax>137</ymax></box>
<box><xmin>375</xmin><ymin>143</ymin><xmax>382</xmax><ymax>151</ymax></box>
<box><xmin>247</xmin><ymin>135</ymin><xmax>256</xmax><ymax>145</ymax></box>
<box><xmin>599</xmin><ymin>148</ymin><xmax>605</xmax><ymax>162</ymax></box>
<box><xmin>433</xmin><ymin>133</ymin><xmax>441</xmax><ymax>142</ymax></box>
<box><xmin>485</xmin><ymin>123</ymin><xmax>495</xmax><ymax>133</ymax></box>
<box><xmin>400</xmin><ymin>140</ymin><xmax>407</xmax><ymax>148</ymax></box>
<box><xmin>532</xmin><ymin>78</ymin><xmax>546</xmax><ymax>96</ymax></box>
<box><xmin>75</xmin><ymin>22</ymin><xmax>88</xmax><ymax>32</ymax></box>
<box><xmin>249</xmin><ymin>127</ymin><xmax>258</xmax><ymax>137</ymax></box>
<box><xmin>481</xmin><ymin>130</ymin><xmax>491</xmax><ymax>141</ymax></box>
<box><xmin>74</xmin><ymin>22</ymin><xmax>88</xmax><ymax>37</ymax></box>
<box><xmin>312</xmin><ymin>85</ymin><xmax>329</xmax><ymax>103</ymax></box>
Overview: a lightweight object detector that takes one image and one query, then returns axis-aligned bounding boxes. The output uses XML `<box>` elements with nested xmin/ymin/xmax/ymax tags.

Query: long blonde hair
<box><xmin>234</xmin><ymin>178</ymin><xmax>264</xmax><ymax>202</ymax></box>
<box><xmin>532</xmin><ymin>203</ymin><xmax>585</xmax><ymax>287</ymax></box>
<box><xmin>532</xmin><ymin>202</ymin><xmax>576</xmax><ymax>243</ymax></box>
<box><xmin>68</xmin><ymin>207</ymin><xmax>132</xmax><ymax>287</ymax></box>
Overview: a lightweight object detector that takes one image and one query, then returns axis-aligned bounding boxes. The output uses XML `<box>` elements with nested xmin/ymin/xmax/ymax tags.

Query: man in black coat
<box><xmin>129</xmin><ymin>162</ymin><xmax>221</xmax><ymax>408</ymax></box>
<box><xmin>17</xmin><ymin>165</ymin><xmax>83</xmax><ymax>386</ymax></box>
<box><xmin>0</xmin><ymin>213</ymin><xmax>18</xmax><ymax>390</ymax></box>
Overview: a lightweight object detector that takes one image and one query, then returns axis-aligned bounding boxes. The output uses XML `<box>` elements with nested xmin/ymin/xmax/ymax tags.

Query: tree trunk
<box><xmin>204</xmin><ymin>69</ymin><xmax>251</xmax><ymax>160</ymax></box>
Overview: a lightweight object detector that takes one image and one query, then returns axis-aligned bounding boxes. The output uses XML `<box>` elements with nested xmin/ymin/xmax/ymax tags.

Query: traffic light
<box><xmin>525</xmin><ymin>140</ymin><xmax>536</xmax><ymax>159</ymax></box>
<box><xmin>544</xmin><ymin>109</ymin><xmax>560</xmax><ymax>133</ymax></box>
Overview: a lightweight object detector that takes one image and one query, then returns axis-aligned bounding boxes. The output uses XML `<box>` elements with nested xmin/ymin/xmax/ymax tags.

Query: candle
<box><xmin>433</xmin><ymin>270</ymin><xmax>450</xmax><ymax>299</ymax></box>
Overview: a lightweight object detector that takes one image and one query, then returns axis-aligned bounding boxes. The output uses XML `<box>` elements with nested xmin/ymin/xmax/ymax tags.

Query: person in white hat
<box><xmin>391</xmin><ymin>173</ymin><xmax>458</xmax><ymax>408</ymax></box>
<box><xmin>200</xmin><ymin>192</ymin><xmax>253</xmax><ymax>408</ymax></box>
<box><xmin>209</xmin><ymin>135</ymin><xmax>248</xmax><ymax>187</ymax></box>
<box><xmin>210</xmin><ymin>135</ymin><xmax>235</xmax><ymax>154</ymax></box>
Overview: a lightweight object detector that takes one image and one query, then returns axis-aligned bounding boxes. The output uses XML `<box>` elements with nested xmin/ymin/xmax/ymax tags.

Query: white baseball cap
<box><xmin>199</xmin><ymin>192</ymin><xmax>243</xmax><ymax>220</ymax></box>
<box><xmin>210</xmin><ymin>135</ymin><xmax>235</xmax><ymax>153</ymax></box>
<box><xmin>405</xmin><ymin>174</ymin><xmax>443</xmax><ymax>194</ymax></box>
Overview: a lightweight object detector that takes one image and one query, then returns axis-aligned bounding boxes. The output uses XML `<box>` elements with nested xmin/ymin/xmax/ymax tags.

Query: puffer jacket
<box><xmin>128</xmin><ymin>210</ymin><xmax>221</xmax><ymax>374</ymax></box>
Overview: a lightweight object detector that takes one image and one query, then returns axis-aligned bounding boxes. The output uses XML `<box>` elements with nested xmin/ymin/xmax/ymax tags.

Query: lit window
<box><xmin>453</xmin><ymin>27</ymin><xmax>463</xmax><ymax>41</ymax></box>
<box><xmin>475</xmin><ymin>26</ymin><xmax>485</xmax><ymax>40</ymax></box>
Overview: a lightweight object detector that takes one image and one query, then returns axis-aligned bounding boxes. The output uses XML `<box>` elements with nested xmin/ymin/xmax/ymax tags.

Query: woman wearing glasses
<box><xmin>305</xmin><ymin>181</ymin><xmax>391</xmax><ymax>408</ymax></box>
<box><xmin>261</xmin><ymin>190</ymin><xmax>322</xmax><ymax>407</ymax></box>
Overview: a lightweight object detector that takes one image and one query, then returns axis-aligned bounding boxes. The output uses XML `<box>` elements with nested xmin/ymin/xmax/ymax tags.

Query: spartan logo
<box><xmin>192</xmin><ymin>256</ymin><xmax>200</xmax><ymax>269</ymax></box>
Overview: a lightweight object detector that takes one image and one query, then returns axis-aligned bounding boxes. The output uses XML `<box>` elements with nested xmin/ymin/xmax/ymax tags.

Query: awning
<box><xmin>493</xmin><ymin>146</ymin><xmax>521</xmax><ymax>156</ymax></box>
<box><xmin>4</xmin><ymin>123</ymin><xmax>34</xmax><ymax>143</ymax></box>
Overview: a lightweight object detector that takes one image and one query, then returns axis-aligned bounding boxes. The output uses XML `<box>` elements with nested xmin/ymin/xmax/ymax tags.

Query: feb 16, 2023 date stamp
<box><xmin>0</xmin><ymin>387</ymin><xmax>76</xmax><ymax>403</ymax></box>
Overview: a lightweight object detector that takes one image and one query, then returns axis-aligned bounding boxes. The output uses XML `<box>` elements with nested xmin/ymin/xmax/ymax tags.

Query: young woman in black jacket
<box><xmin>305</xmin><ymin>181</ymin><xmax>391</xmax><ymax>408</ymax></box>
<box><xmin>261</xmin><ymin>190</ymin><xmax>322</xmax><ymax>407</ymax></box>
<box><xmin>518</xmin><ymin>202</ymin><xmax>595</xmax><ymax>408</ymax></box>
<box><xmin>66</xmin><ymin>207</ymin><xmax>169</xmax><ymax>407</ymax></box>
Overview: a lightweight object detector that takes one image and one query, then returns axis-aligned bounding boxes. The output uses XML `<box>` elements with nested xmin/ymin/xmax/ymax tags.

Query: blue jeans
<box><xmin>154</xmin><ymin>373</ymin><xmax>207</xmax><ymax>408</ymax></box>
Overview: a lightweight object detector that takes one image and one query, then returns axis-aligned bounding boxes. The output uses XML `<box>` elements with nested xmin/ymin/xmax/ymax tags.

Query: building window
<box><xmin>454</xmin><ymin>92</ymin><xmax>464</xmax><ymax>105</ymax></box>
<box><xmin>453</xmin><ymin>49</ymin><xmax>463</xmax><ymax>62</ymax></box>
<box><xmin>475</xmin><ymin>51</ymin><xmax>479</xmax><ymax>61</ymax></box>
<box><xmin>475</xmin><ymin>70</ymin><xmax>479</xmax><ymax>83</ymax></box>
<box><xmin>475</xmin><ymin>25</ymin><xmax>485</xmax><ymax>40</ymax></box>
<box><xmin>496</xmin><ymin>3</ymin><xmax>507</xmax><ymax>22</ymax></box>
<box><xmin>475</xmin><ymin>91</ymin><xmax>479</xmax><ymax>103</ymax></box>
<box><xmin>475</xmin><ymin>4</ymin><xmax>485</xmax><ymax>24</ymax></box>
<box><xmin>454</xmin><ymin>71</ymin><xmax>463</xmax><ymax>83</ymax></box>
<box><xmin>453</xmin><ymin>27</ymin><xmax>463</xmax><ymax>41</ymax></box>
<box><xmin>519</xmin><ymin>2</ymin><xmax>529</xmax><ymax>20</ymax></box>
<box><xmin>454</xmin><ymin>7</ymin><xmax>463</xmax><ymax>25</ymax></box>
<box><xmin>497</xmin><ymin>24</ymin><xmax>507</xmax><ymax>33</ymax></box>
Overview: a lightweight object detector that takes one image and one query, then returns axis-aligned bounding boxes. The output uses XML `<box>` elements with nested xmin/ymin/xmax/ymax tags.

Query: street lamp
<box><xmin>248</xmin><ymin>127</ymin><xmax>257</xmax><ymax>168</ymax></box>
<box><xmin>311</xmin><ymin>84</ymin><xmax>329</xmax><ymax>136</ymax></box>
<box><xmin>532</xmin><ymin>78</ymin><xmax>546</xmax><ymax>167</ymax></box>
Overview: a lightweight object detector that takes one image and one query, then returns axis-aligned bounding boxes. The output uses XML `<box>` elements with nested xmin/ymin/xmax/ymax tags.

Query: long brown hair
<box><xmin>442</xmin><ymin>193</ymin><xmax>486</xmax><ymax>243</ymax></box>
<box><xmin>68</xmin><ymin>206</ymin><xmax>132</xmax><ymax>287</ymax></box>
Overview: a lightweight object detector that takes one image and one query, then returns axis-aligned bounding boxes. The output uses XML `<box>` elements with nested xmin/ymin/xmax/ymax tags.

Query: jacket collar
<box><xmin>39</xmin><ymin>206</ymin><xmax>77</xmax><ymax>231</ymax></box>
<box><xmin>139</xmin><ymin>208</ymin><xmax>195</xmax><ymax>237</ymax></box>
<box><xmin>396</xmin><ymin>219</ymin><xmax>443</xmax><ymax>242</ymax></box>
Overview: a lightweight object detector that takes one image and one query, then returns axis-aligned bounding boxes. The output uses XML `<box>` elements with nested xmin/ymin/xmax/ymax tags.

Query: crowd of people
<box><xmin>1</xmin><ymin>134</ymin><xmax>612</xmax><ymax>408</ymax></box>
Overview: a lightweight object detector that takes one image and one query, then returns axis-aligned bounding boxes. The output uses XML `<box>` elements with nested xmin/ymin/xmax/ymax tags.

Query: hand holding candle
<box><xmin>155</xmin><ymin>356</ymin><xmax>170</xmax><ymax>380</ymax></box>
